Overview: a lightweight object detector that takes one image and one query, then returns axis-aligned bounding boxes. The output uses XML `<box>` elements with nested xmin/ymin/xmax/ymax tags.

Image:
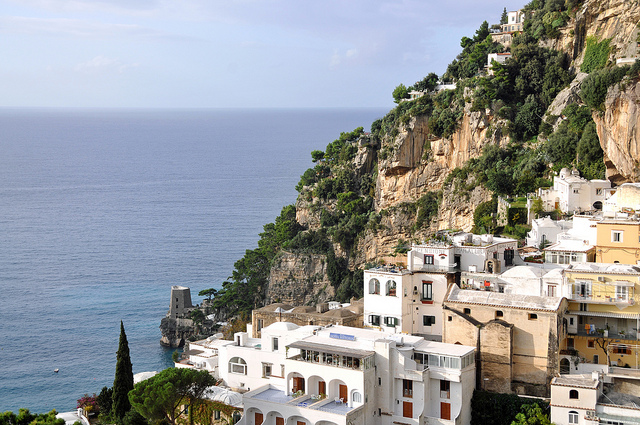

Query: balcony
<box><xmin>571</xmin><ymin>327</ymin><xmax>639</xmax><ymax>341</ymax></box>
<box><xmin>569</xmin><ymin>294</ymin><xmax>634</xmax><ymax>305</ymax></box>
<box><xmin>416</xmin><ymin>264</ymin><xmax>457</xmax><ymax>273</ymax></box>
<box><xmin>244</xmin><ymin>385</ymin><xmax>363</xmax><ymax>425</ymax></box>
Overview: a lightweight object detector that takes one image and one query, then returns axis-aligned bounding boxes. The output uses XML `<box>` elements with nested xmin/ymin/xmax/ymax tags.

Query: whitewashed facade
<box><xmin>537</xmin><ymin>168</ymin><xmax>611</xmax><ymax>214</ymax></box>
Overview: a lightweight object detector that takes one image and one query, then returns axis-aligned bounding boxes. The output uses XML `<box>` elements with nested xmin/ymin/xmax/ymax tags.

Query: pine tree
<box><xmin>500</xmin><ymin>7</ymin><xmax>508</xmax><ymax>25</ymax></box>
<box><xmin>112</xmin><ymin>321</ymin><xmax>134</xmax><ymax>423</ymax></box>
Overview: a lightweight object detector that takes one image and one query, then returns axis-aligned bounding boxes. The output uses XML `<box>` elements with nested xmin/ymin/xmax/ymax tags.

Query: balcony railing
<box><xmin>569</xmin><ymin>295</ymin><xmax>633</xmax><ymax>304</ymax></box>
<box><xmin>417</xmin><ymin>264</ymin><xmax>457</xmax><ymax>273</ymax></box>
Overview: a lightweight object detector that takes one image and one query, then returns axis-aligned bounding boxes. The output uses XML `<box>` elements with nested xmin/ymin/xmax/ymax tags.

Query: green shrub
<box><xmin>581</xmin><ymin>37</ymin><xmax>611</xmax><ymax>73</ymax></box>
<box><xmin>581</xmin><ymin>66</ymin><xmax>629</xmax><ymax>110</ymax></box>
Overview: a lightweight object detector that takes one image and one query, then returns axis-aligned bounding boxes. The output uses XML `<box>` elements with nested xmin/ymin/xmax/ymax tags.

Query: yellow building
<box><xmin>561</xmin><ymin>263</ymin><xmax>640</xmax><ymax>370</ymax></box>
<box><xmin>595</xmin><ymin>217</ymin><xmax>640</xmax><ymax>264</ymax></box>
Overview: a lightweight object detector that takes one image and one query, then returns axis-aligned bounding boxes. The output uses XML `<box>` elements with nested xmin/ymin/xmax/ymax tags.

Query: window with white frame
<box><xmin>612</xmin><ymin>230</ymin><xmax>623</xmax><ymax>242</ymax></box>
<box><xmin>568</xmin><ymin>411</ymin><xmax>578</xmax><ymax>424</ymax></box>
<box><xmin>424</xmin><ymin>254</ymin><xmax>434</xmax><ymax>265</ymax></box>
<box><xmin>352</xmin><ymin>392</ymin><xmax>362</xmax><ymax>403</ymax></box>
<box><xmin>272</xmin><ymin>337</ymin><xmax>279</xmax><ymax>351</ymax></box>
<box><xmin>616</xmin><ymin>285</ymin><xmax>629</xmax><ymax>301</ymax></box>
<box><xmin>368</xmin><ymin>278</ymin><xmax>380</xmax><ymax>295</ymax></box>
<box><xmin>229</xmin><ymin>357</ymin><xmax>247</xmax><ymax>375</ymax></box>
<box><xmin>369</xmin><ymin>315</ymin><xmax>380</xmax><ymax>326</ymax></box>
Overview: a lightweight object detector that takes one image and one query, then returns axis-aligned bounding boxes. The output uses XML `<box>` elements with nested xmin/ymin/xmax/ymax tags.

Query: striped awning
<box><xmin>569</xmin><ymin>310</ymin><xmax>640</xmax><ymax>320</ymax></box>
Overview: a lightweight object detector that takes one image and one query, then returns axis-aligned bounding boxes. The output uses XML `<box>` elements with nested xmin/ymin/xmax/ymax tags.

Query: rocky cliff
<box><xmin>266</xmin><ymin>0</ymin><xmax>640</xmax><ymax>306</ymax></box>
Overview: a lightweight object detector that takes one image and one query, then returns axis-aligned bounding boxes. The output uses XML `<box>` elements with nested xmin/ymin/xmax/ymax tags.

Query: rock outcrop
<box><xmin>593</xmin><ymin>82</ymin><xmax>640</xmax><ymax>184</ymax></box>
<box><xmin>267</xmin><ymin>252</ymin><xmax>334</xmax><ymax>306</ymax></box>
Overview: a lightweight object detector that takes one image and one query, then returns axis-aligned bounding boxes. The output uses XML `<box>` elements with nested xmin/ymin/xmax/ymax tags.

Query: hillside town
<box><xmin>167</xmin><ymin>174</ymin><xmax>640</xmax><ymax>425</ymax></box>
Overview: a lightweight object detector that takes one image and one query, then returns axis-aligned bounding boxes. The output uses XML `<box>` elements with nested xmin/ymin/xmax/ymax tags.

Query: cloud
<box><xmin>75</xmin><ymin>55</ymin><xmax>139</xmax><ymax>73</ymax></box>
<box><xmin>0</xmin><ymin>16</ymin><xmax>187</xmax><ymax>41</ymax></box>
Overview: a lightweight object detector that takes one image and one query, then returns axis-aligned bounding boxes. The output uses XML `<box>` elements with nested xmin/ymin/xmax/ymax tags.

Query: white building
<box><xmin>526</xmin><ymin>216</ymin><xmax>572</xmax><ymax>248</ymax></box>
<box><xmin>486</xmin><ymin>52</ymin><xmax>511</xmax><ymax>75</ymax></box>
<box><xmin>363</xmin><ymin>233</ymin><xmax>518</xmax><ymax>340</ymax></box>
<box><xmin>543</xmin><ymin>240</ymin><xmax>596</xmax><ymax>265</ymax></box>
<box><xmin>537</xmin><ymin>168</ymin><xmax>611</xmax><ymax>214</ymax></box>
<box><xmin>502</xmin><ymin>10</ymin><xmax>525</xmax><ymax>33</ymax></box>
<box><xmin>239</xmin><ymin>324</ymin><xmax>476</xmax><ymax>425</ymax></box>
<box><xmin>550</xmin><ymin>372</ymin><xmax>640</xmax><ymax>425</ymax></box>
<box><xmin>603</xmin><ymin>183</ymin><xmax>640</xmax><ymax>213</ymax></box>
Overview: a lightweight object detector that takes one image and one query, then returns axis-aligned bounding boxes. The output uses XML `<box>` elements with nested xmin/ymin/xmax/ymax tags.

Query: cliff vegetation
<box><xmin>199</xmin><ymin>0</ymin><xmax>640</xmax><ymax>323</ymax></box>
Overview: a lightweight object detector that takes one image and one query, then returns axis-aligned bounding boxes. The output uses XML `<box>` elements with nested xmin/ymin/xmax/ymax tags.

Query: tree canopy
<box><xmin>112</xmin><ymin>321</ymin><xmax>134</xmax><ymax>423</ymax></box>
<box><xmin>129</xmin><ymin>368</ymin><xmax>216</xmax><ymax>425</ymax></box>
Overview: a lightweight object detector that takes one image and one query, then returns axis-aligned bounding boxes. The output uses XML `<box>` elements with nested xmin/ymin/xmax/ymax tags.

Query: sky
<box><xmin>0</xmin><ymin>0</ymin><xmax>529</xmax><ymax>108</ymax></box>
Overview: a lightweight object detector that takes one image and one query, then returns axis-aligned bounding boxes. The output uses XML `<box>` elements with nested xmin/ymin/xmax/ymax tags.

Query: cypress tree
<box><xmin>112</xmin><ymin>320</ymin><xmax>134</xmax><ymax>423</ymax></box>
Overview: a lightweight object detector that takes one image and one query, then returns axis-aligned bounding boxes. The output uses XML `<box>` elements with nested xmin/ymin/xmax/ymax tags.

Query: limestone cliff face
<box><xmin>267</xmin><ymin>251</ymin><xmax>334</xmax><ymax>306</ymax></box>
<box><xmin>593</xmin><ymin>82</ymin><xmax>640</xmax><ymax>184</ymax></box>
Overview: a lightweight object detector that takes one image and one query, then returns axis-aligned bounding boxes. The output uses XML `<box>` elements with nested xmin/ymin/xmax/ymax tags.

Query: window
<box><xmin>573</xmin><ymin>189</ymin><xmax>579</xmax><ymax>194</ymax></box>
<box><xmin>568</xmin><ymin>411</ymin><xmax>578</xmax><ymax>424</ymax></box>
<box><xmin>463</xmin><ymin>308</ymin><xmax>471</xmax><ymax>314</ymax></box>
<box><xmin>369</xmin><ymin>315</ymin><xmax>380</xmax><ymax>326</ymax></box>
<box><xmin>403</xmin><ymin>379</ymin><xmax>413</xmax><ymax>398</ymax></box>
<box><xmin>229</xmin><ymin>357</ymin><xmax>247</xmax><ymax>375</ymax></box>
<box><xmin>596</xmin><ymin>188</ymin><xmax>603</xmax><ymax>195</ymax></box>
<box><xmin>547</xmin><ymin>285</ymin><xmax>556</xmax><ymax>297</ymax></box>
<box><xmin>593</xmin><ymin>355</ymin><xmax>599</xmax><ymax>363</ymax></box>
<box><xmin>504</xmin><ymin>249</ymin><xmax>514</xmax><ymax>266</ymax></box>
<box><xmin>612</xmin><ymin>230</ymin><xmax>623</xmax><ymax>242</ymax></box>
<box><xmin>613</xmin><ymin>345</ymin><xmax>630</xmax><ymax>354</ymax></box>
<box><xmin>214</xmin><ymin>411</ymin><xmax>221</xmax><ymax>420</ymax></box>
<box><xmin>352</xmin><ymin>392</ymin><xmax>362</xmax><ymax>403</ymax></box>
<box><xmin>384</xmin><ymin>316</ymin><xmax>398</xmax><ymax>327</ymax></box>
<box><xmin>424</xmin><ymin>254</ymin><xmax>434</xmax><ymax>265</ymax></box>
<box><xmin>423</xmin><ymin>315</ymin><xmax>436</xmax><ymax>326</ymax></box>
<box><xmin>496</xmin><ymin>311</ymin><xmax>503</xmax><ymax>318</ymax></box>
<box><xmin>272</xmin><ymin>337</ymin><xmax>279</xmax><ymax>351</ymax></box>
<box><xmin>616</xmin><ymin>285</ymin><xmax>629</xmax><ymax>301</ymax></box>
<box><xmin>588</xmin><ymin>340</ymin><xmax>595</xmax><ymax>348</ymax></box>
<box><xmin>256</xmin><ymin>319</ymin><xmax>264</xmax><ymax>331</ymax></box>
<box><xmin>569</xmin><ymin>389</ymin><xmax>579</xmax><ymax>399</ymax></box>
<box><xmin>386</xmin><ymin>280</ymin><xmax>397</xmax><ymax>296</ymax></box>
<box><xmin>529</xmin><ymin>313</ymin><xmax>538</xmax><ymax>320</ymax></box>
<box><xmin>262</xmin><ymin>363</ymin><xmax>272</xmax><ymax>378</ymax></box>
<box><xmin>368</xmin><ymin>278</ymin><xmax>380</xmax><ymax>294</ymax></box>
<box><xmin>422</xmin><ymin>281</ymin><xmax>433</xmax><ymax>301</ymax></box>
<box><xmin>440</xmin><ymin>380</ymin><xmax>450</xmax><ymax>399</ymax></box>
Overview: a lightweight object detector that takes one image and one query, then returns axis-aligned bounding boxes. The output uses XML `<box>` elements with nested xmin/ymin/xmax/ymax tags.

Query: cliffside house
<box><xmin>550</xmin><ymin>372</ymin><xmax>640</xmax><ymax>425</ymax></box>
<box><xmin>536</xmin><ymin>168</ymin><xmax>612</xmax><ymax>214</ymax></box>
<box><xmin>559</xmin><ymin>262</ymin><xmax>640</xmax><ymax>372</ymax></box>
<box><xmin>490</xmin><ymin>9</ymin><xmax>525</xmax><ymax>47</ymax></box>
<box><xmin>595</xmin><ymin>216</ymin><xmax>640</xmax><ymax>264</ymax></box>
<box><xmin>363</xmin><ymin>233</ymin><xmax>518</xmax><ymax>340</ymax></box>
<box><xmin>442</xmin><ymin>285</ymin><xmax>568</xmax><ymax>397</ymax></box>
<box><xmin>180</xmin><ymin>322</ymin><xmax>476</xmax><ymax>425</ymax></box>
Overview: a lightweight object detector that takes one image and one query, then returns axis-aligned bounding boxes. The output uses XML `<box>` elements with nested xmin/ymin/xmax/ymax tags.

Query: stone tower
<box><xmin>168</xmin><ymin>285</ymin><xmax>193</xmax><ymax>319</ymax></box>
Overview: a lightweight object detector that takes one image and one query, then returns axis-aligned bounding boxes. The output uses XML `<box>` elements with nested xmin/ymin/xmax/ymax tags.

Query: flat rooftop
<box><xmin>446</xmin><ymin>286</ymin><xmax>563</xmax><ymax>311</ymax></box>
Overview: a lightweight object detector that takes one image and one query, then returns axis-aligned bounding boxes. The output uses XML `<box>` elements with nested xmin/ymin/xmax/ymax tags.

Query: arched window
<box><xmin>569</xmin><ymin>389</ymin><xmax>579</xmax><ymax>399</ymax></box>
<box><xmin>369</xmin><ymin>279</ymin><xmax>380</xmax><ymax>295</ymax></box>
<box><xmin>386</xmin><ymin>280</ymin><xmax>397</xmax><ymax>296</ymax></box>
<box><xmin>229</xmin><ymin>357</ymin><xmax>247</xmax><ymax>375</ymax></box>
<box><xmin>352</xmin><ymin>392</ymin><xmax>362</xmax><ymax>403</ymax></box>
<box><xmin>560</xmin><ymin>358</ymin><xmax>570</xmax><ymax>374</ymax></box>
<box><xmin>568</xmin><ymin>411</ymin><xmax>578</xmax><ymax>424</ymax></box>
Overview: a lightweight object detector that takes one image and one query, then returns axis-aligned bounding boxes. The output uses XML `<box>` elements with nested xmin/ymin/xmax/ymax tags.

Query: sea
<box><xmin>0</xmin><ymin>107</ymin><xmax>388</xmax><ymax>414</ymax></box>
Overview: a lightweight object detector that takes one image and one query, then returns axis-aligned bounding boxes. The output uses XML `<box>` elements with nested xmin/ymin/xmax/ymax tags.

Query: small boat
<box><xmin>54</xmin><ymin>369</ymin><xmax>59</xmax><ymax>373</ymax></box>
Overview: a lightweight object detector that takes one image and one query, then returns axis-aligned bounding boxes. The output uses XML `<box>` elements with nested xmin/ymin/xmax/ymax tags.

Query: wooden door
<box><xmin>255</xmin><ymin>412</ymin><xmax>263</xmax><ymax>425</ymax></box>
<box><xmin>339</xmin><ymin>384</ymin><xmax>348</xmax><ymax>402</ymax></box>
<box><xmin>296</xmin><ymin>421</ymin><xmax>305</xmax><ymax>425</ymax></box>
<box><xmin>293</xmin><ymin>377</ymin><xmax>305</xmax><ymax>393</ymax></box>
<box><xmin>403</xmin><ymin>401</ymin><xmax>413</xmax><ymax>418</ymax></box>
<box><xmin>441</xmin><ymin>402</ymin><xmax>451</xmax><ymax>420</ymax></box>
<box><xmin>318</xmin><ymin>380</ymin><xmax>326</xmax><ymax>395</ymax></box>
<box><xmin>276</xmin><ymin>418</ymin><xmax>284</xmax><ymax>425</ymax></box>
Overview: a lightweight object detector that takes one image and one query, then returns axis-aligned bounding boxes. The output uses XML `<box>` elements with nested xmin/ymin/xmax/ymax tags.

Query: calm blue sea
<box><xmin>0</xmin><ymin>107</ymin><xmax>387</xmax><ymax>413</ymax></box>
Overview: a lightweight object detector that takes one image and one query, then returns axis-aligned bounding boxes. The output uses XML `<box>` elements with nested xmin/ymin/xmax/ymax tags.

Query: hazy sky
<box><xmin>0</xmin><ymin>0</ymin><xmax>529</xmax><ymax>108</ymax></box>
